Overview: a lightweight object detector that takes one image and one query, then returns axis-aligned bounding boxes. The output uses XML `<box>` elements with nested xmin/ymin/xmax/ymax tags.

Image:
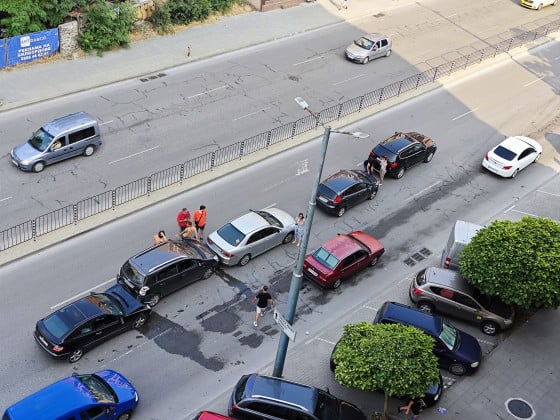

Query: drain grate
<box><xmin>506</xmin><ymin>398</ymin><xmax>534</xmax><ymax>419</ymax></box>
<box><xmin>403</xmin><ymin>258</ymin><xmax>416</xmax><ymax>267</ymax></box>
<box><xmin>139</xmin><ymin>72</ymin><xmax>167</xmax><ymax>82</ymax></box>
<box><xmin>403</xmin><ymin>247</ymin><xmax>432</xmax><ymax>266</ymax></box>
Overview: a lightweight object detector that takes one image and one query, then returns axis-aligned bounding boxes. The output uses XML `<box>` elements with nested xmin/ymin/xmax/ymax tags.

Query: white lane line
<box><xmin>233</xmin><ymin>107</ymin><xmax>272</xmax><ymax>121</ymax></box>
<box><xmin>315</xmin><ymin>337</ymin><xmax>336</xmax><ymax>345</ymax></box>
<box><xmin>108</xmin><ymin>145</ymin><xmax>160</xmax><ymax>165</ymax></box>
<box><xmin>333</xmin><ymin>74</ymin><xmax>366</xmax><ymax>86</ymax></box>
<box><xmin>99</xmin><ymin>120</ymin><xmax>113</xmax><ymax>126</ymax></box>
<box><xmin>51</xmin><ymin>278</ymin><xmax>116</xmax><ymax>309</ymax></box>
<box><xmin>446</xmin><ymin>13</ymin><xmax>457</xmax><ymax>18</ymax></box>
<box><xmin>0</xmin><ymin>196</ymin><xmax>12</xmax><ymax>203</ymax></box>
<box><xmin>363</xmin><ymin>304</ymin><xmax>378</xmax><ymax>311</ymax></box>
<box><xmin>187</xmin><ymin>85</ymin><xmax>228</xmax><ymax>99</ymax></box>
<box><xmin>503</xmin><ymin>205</ymin><xmax>516</xmax><ymax>214</ymax></box>
<box><xmin>452</xmin><ymin>108</ymin><xmax>479</xmax><ymax>121</ymax></box>
<box><xmin>537</xmin><ymin>189</ymin><xmax>560</xmax><ymax>198</ymax></box>
<box><xmin>554</xmin><ymin>55</ymin><xmax>560</xmax><ymax>61</ymax></box>
<box><xmin>406</xmin><ymin>181</ymin><xmax>443</xmax><ymax>202</ymax></box>
<box><xmin>524</xmin><ymin>76</ymin><xmax>545</xmax><ymax>87</ymax></box>
<box><xmin>263</xmin><ymin>203</ymin><xmax>278</xmax><ymax>209</ymax></box>
<box><xmin>293</xmin><ymin>56</ymin><xmax>324</xmax><ymax>66</ymax></box>
<box><xmin>509</xmin><ymin>209</ymin><xmax>539</xmax><ymax>218</ymax></box>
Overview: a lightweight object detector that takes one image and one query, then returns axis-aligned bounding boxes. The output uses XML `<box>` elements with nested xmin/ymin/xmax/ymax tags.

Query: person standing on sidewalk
<box><xmin>194</xmin><ymin>205</ymin><xmax>207</xmax><ymax>240</ymax></box>
<box><xmin>177</xmin><ymin>208</ymin><xmax>191</xmax><ymax>233</ymax></box>
<box><xmin>252</xmin><ymin>285</ymin><xmax>274</xmax><ymax>327</ymax></box>
<box><xmin>293</xmin><ymin>213</ymin><xmax>305</xmax><ymax>247</ymax></box>
<box><xmin>398</xmin><ymin>397</ymin><xmax>426</xmax><ymax>419</ymax></box>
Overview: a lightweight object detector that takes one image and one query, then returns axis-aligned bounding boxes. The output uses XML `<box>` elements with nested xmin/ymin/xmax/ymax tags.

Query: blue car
<box><xmin>3</xmin><ymin>370</ymin><xmax>138</xmax><ymax>420</ymax></box>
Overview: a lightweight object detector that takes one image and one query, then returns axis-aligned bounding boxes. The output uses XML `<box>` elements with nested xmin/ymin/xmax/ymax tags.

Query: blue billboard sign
<box><xmin>0</xmin><ymin>40</ymin><xmax>6</xmax><ymax>69</ymax></box>
<box><xmin>6</xmin><ymin>28</ymin><xmax>59</xmax><ymax>67</ymax></box>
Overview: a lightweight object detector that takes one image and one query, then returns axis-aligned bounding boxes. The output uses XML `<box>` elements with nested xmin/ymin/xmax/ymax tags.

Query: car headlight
<box><xmin>139</xmin><ymin>286</ymin><xmax>150</xmax><ymax>296</ymax></box>
<box><xmin>470</xmin><ymin>361</ymin><xmax>480</xmax><ymax>368</ymax></box>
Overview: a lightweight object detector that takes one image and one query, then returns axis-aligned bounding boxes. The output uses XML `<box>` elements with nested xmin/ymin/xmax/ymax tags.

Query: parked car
<box><xmin>373</xmin><ymin>301</ymin><xmax>482</xmax><ymax>376</ymax></box>
<box><xmin>194</xmin><ymin>411</ymin><xmax>234</xmax><ymax>420</ymax></box>
<box><xmin>303</xmin><ymin>231</ymin><xmax>384</xmax><ymax>289</ymax></box>
<box><xmin>117</xmin><ymin>239</ymin><xmax>218</xmax><ymax>306</ymax></box>
<box><xmin>345</xmin><ymin>33</ymin><xmax>392</xmax><ymax>64</ymax></box>
<box><xmin>368</xmin><ymin>132</ymin><xmax>437</xmax><ymax>179</ymax></box>
<box><xmin>34</xmin><ymin>285</ymin><xmax>151</xmax><ymax>363</ymax></box>
<box><xmin>3</xmin><ymin>370</ymin><xmax>138</xmax><ymax>420</ymax></box>
<box><xmin>481</xmin><ymin>136</ymin><xmax>542</xmax><ymax>178</ymax></box>
<box><xmin>409</xmin><ymin>266</ymin><xmax>515</xmax><ymax>335</ymax></box>
<box><xmin>207</xmin><ymin>208</ymin><xmax>295</xmax><ymax>266</ymax></box>
<box><xmin>520</xmin><ymin>0</ymin><xmax>557</xmax><ymax>10</ymax></box>
<box><xmin>317</xmin><ymin>169</ymin><xmax>379</xmax><ymax>217</ymax></box>
<box><xmin>229</xmin><ymin>373</ymin><xmax>367</xmax><ymax>420</ymax></box>
<box><xmin>440</xmin><ymin>220</ymin><xmax>483</xmax><ymax>270</ymax></box>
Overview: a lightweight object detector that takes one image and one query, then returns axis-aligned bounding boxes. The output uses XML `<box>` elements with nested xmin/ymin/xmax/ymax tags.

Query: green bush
<box><xmin>149</xmin><ymin>1</ymin><xmax>173</xmax><ymax>33</ymax></box>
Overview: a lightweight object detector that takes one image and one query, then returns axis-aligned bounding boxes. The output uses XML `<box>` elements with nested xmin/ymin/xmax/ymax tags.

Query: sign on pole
<box><xmin>273</xmin><ymin>308</ymin><xmax>296</xmax><ymax>342</ymax></box>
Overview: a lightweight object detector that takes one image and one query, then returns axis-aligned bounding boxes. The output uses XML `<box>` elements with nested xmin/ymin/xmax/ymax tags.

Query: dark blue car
<box><xmin>374</xmin><ymin>301</ymin><xmax>482</xmax><ymax>375</ymax></box>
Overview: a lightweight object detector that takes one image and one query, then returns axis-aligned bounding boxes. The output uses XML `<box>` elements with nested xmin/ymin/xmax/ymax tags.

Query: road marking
<box><xmin>293</xmin><ymin>56</ymin><xmax>323</xmax><ymax>66</ymax></box>
<box><xmin>537</xmin><ymin>189</ymin><xmax>560</xmax><ymax>198</ymax></box>
<box><xmin>296</xmin><ymin>159</ymin><xmax>309</xmax><ymax>175</ymax></box>
<box><xmin>406</xmin><ymin>181</ymin><xmax>442</xmax><ymax>201</ymax></box>
<box><xmin>477</xmin><ymin>338</ymin><xmax>496</xmax><ymax>346</ymax></box>
<box><xmin>99</xmin><ymin>120</ymin><xmax>113</xmax><ymax>126</ymax></box>
<box><xmin>452</xmin><ymin>108</ymin><xmax>479</xmax><ymax>121</ymax></box>
<box><xmin>188</xmin><ymin>84</ymin><xmax>228</xmax><ymax>99</ymax></box>
<box><xmin>363</xmin><ymin>304</ymin><xmax>378</xmax><ymax>311</ymax></box>
<box><xmin>233</xmin><ymin>107</ymin><xmax>272</xmax><ymax>121</ymax></box>
<box><xmin>263</xmin><ymin>203</ymin><xmax>278</xmax><ymax>209</ymax></box>
<box><xmin>0</xmin><ymin>196</ymin><xmax>12</xmax><ymax>203</ymax></box>
<box><xmin>315</xmin><ymin>336</ymin><xmax>336</xmax><ymax>345</ymax></box>
<box><xmin>333</xmin><ymin>74</ymin><xmax>366</xmax><ymax>86</ymax></box>
<box><xmin>524</xmin><ymin>76</ymin><xmax>545</xmax><ymax>87</ymax></box>
<box><xmin>554</xmin><ymin>55</ymin><xmax>560</xmax><ymax>61</ymax></box>
<box><xmin>508</xmin><ymin>208</ymin><xmax>539</xmax><ymax>218</ymax></box>
<box><xmin>108</xmin><ymin>145</ymin><xmax>160</xmax><ymax>165</ymax></box>
<box><xmin>51</xmin><ymin>277</ymin><xmax>116</xmax><ymax>309</ymax></box>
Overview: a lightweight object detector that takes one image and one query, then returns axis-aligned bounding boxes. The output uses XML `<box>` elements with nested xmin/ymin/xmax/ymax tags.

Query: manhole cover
<box><xmin>506</xmin><ymin>398</ymin><xmax>534</xmax><ymax>419</ymax></box>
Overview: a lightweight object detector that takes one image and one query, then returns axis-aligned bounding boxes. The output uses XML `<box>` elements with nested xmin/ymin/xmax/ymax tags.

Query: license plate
<box><xmin>318</xmin><ymin>196</ymin><xmax>328</xmax><ymax>203</ymax></box>
<box><xmin>39</xmin><ymin>335</ymin><xmax>49</xmax><ymax>347</ymax></box>
<box><xmin>307</xmin><ymin>268</ymin><xmax>318</xmax><ymax>277</ymax></box>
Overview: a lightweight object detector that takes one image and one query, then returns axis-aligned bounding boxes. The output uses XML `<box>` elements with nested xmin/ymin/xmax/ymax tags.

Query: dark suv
<box><xmin>229</xmin><ymin>373</ymin><xmax>366</xmax><ymax>420</ymax></box>
<box><xmin>317</xmin><ymin>169</ymin><xmax>378</xmax><ymax>217</ymax></box>
<box><xmin>117</xmin><ymin>239</ymin><xmax>219</xmax><ymax>306</ymax></box>
<box><xmin>368</xmin><ymin>132</ymin><xmax>437</xmax><ymax>179</ymax></box>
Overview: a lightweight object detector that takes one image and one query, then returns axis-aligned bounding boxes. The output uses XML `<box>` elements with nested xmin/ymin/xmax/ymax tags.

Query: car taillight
<box><xmin>222</xmin><ymin>250</ymin><xmax>233</xmax><ymax>258</ymax></box>
<box><xmin>443</xmin><ymin>257</ymin><xmax>451</xmax><ymax>269</ymax></box>
<box><xmin>207</xmin><ymin>237</ymin><xmax>213</xmax><ymax>244</ymax></box>
<box><xmin>369</xmin><ymin>151</ymin><xmax>376</xmax><ymax>159</ymax></box>
<box><xmin>52</xmin><ymin>345</ymin><xmax>64</xmax><ymax>353</ymax></box>
<box><xmin>388</xmin><ymin>162</ymin><xmax>398</xmax><ymax>169</ymax></box>
<box><xmin>484</xmin><ymin>153</ymin><xmax>489</xmax><ymax>160</ymax></box>
<box><xmin>503</xmin><ymin>165</ymin><xmax>512</xmax><ymax>169</ymax></box>
<box><xmin>333</xmin><ymin>196</ymin><xmax>341</xmax><ymax>204</ymax></box>
<box><xmin>412</xmin><ymin>287</ymin><xmax>423</xmax><ymax>296</ymax></box>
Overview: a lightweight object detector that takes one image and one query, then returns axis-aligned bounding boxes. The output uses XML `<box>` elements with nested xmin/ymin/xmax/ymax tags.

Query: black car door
<box><xmin>402</xmin><ymin>143</ymin><xmax>425</xmax><ymax>167</ymax></box>
<box><xmin>177</xmin><ymin>259</ymin><xmax>204</xmax><ymax>286</ymax></box>
<box><xmin>76</xmin><ymin>315</ymin><xmax>125</xmax><ymax>350</ymax></box>
<box><xmin>152</xmin><ymin>263</ymin><xmax>181</xmax><ymax>296</ymax></box>
<box><xmin>343</xmin><ymin>183</ymin><xmax>367</xmax><ymax>208</ymax></box>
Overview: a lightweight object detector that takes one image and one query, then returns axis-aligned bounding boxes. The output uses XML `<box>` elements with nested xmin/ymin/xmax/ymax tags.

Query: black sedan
<box><xmin>34</xmin><ymin>284</ymin><xmax>151</xmax><ymax>363</ymax></box>
<box><xmin>317</xmin><ymin>169</ymin><xmax>378</xmax><ymax>217</ymax></box>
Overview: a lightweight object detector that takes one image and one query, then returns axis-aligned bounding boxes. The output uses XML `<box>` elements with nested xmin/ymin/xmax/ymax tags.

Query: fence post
<box><xmin>507</xmin><ymin>38</ymin><xmax>514</xmax><ymax>52</ymax></box>
<box><xmin>291</xmin><ymin>122</ymin><xmax>296</xmax><ymax>139</ymax></box>
<box><xmin>239</xmin><ymin>141</ymin><xmax>245</xmax><ymax>159</ymax></box>
<box><xmin>210</xmin><ymin>151</ymin><xmax>216</xmax><ymax>169</ymax></box>
<box><xmin>266</xmin><ymin>130</ymin><xmax>272</xmax><ymax>147</ymax></box>
<box><xmin>433</xmin><ymin>66</ymin><xmax>439</xmax><ymax>81</ymax></box>
<box><xmin>378</xmin><ymin>87</ymin><xmax>384</xmax><ymax>104</ymax></box>
<box><xmin>147</xmin><ymin>177</ymin><xmax>152</xmax><ymax>196</ymax></box>
<box><xmin>314</xmin><ymin>114</ymin><xmax>321</xmax><ymax>128</ymax></box>
<box><xmin>464</xmin><ymin>54</ymin><xmax>470</xmax><ymax>69</ymax></box>
<box><xmin>479</xmin><ymin>49</ymin><xmax>485</xmax><ymax>63</ymax></box>
<box><xmin>180</xmin><ymin>163</ymin><xmax>185</xmax><ymax>183</ymax></box>
<box><xmin>112</xmin><ymin>190</ymin><xmax>117</xmax><ymax>210</ymax></box>
<box><xmin>73</xmin><ymin>204</ymin><xmax>78</xmax><ymax>225</ymax></box>
<box><xmin>337</xmin><ymin>104</ymin><xmax>343</xmax><ymax>120</ymax></box>
<box><xmin>397</xmin><ymin>80</ymin><xmax>403</xmax><ymax>96</ymax></box>
<box><xmin>358</xmin><ymin>95</ymin><xmax>364</xmax><ymax>111</ymax></box>
<box><xmin>32</xmin><ymin>219</ymin><xmax>37</xmax><ymax>241</ymax></box>
<box><xmin>415</xmin><ymin>73</ymin><xmax>421</xmax><ymax>89</ymax></box>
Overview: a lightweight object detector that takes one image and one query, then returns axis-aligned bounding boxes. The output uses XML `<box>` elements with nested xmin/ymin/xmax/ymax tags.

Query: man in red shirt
<box><xmin>176</xmin><ymin>208</ymin><xmax>190</xmax><ymax>232</ymax></box>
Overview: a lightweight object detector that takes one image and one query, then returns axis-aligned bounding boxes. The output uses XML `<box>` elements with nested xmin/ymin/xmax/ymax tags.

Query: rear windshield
<box><xmin>76</xmin><ymin>374</ymin><xmax>117</xmax><ymax>403</ymax></box>
<box><xmin>318</xmin><ymin>183</ymin><xmax>337</xmax><ymax>200</ymax></box>
<box><xmin>27</xmin><ymin>128</ymin><xmax>54</xmax><ymax>152</ymax></box>
<box><xmin>217</xmin><ymin>223</ymin><xmax>245</xmax><ymax>246</ymax></box>
<box><xmin>493</xmin><ymin>145</ymin><xmax>516</xmax><ymax>161</ymax></box>
<box><xmin>372</xmin><ymin>144</ymin><xmax>397</xmax><ymax>161</ymax></box>
<box><xmin>43</xmin><ymin>312</ymin><xmax>74</xmax><ymax>340</ymax></box>
<box><xmin>254</xmin><ymin>210</ymin><xmax>281</xmax><ymax>227</ymax></box>
<box><xmin>312</xmin><ymin>248</ymin><xmax>340</xmax><ymax>270</ymax></box>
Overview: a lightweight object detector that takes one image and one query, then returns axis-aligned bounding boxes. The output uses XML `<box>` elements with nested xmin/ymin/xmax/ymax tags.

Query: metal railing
<box><xmin>2</xmin><ymin>16</ymin><xmax>559</xmax><ymax>252</ymax></box>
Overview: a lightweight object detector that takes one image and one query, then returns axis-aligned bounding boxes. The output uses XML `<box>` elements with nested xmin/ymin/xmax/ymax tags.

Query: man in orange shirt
<box><xmin>194</xmin><ymin>205</ymin><xmax>207</xmax><ymax>240</ymax></box>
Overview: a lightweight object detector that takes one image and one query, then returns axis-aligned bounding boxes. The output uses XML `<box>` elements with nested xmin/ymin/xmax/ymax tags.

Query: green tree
<box><xmin>41</xmin><ymin>0</ymin><xmax>75</xmax><ymax>28</ymax></box>
<box><xmin>78</xmin><ymin>0</ymin><xmax>136</xmax><ymax>54</ymax></box>
<box><xmin>332</xmin><ymin>322</ymin><xmax>440</xmax><ymax>420</ymax></box>
<box><xmin>460</xmin><ymin>217</ymin><xmax>560</xmax><ymax>309</ymax></box>
<box><xmin>0</xmin><ymin>0</ymin><xmax>46</xmax><ymax>37</ymax></box>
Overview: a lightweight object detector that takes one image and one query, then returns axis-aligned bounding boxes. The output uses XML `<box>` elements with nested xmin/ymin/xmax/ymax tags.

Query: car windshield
<box><xmin>90</xmin><ymin>293</ymin><xmax>124</xmax><ymax>316</ymax></box>
<box><xmin>27</xmin><ymin>128</ymin><xmax>54</xmax><ymax>152</ymax></box>
<box><xmin>354</xmin><ymin>37</ymin><xmax>374</xmax><ymax>50</ymax></box>
<box><xmin>493</xmin><ymin>145</ymin><xmax>516</xmax><ymax>161</ymax></box>
<box><xmin>312</xmin><ymin>247</ymin><xmax>340</xmax><ymax>270</ymax></box>
<box><xmin>439</xmin><ymin>320</ymin><xmax>459</xmax><ymax>351</ymax></box>
<box><xmin>121</xmin><ymin>261</ymin><xmax>145</xmax><ymax>287</ymax></box>
<box><xmin>315</xmin><ymin>390</ymin><xmax>339</xmax><ymax>420</ymax></box>
<box><xmin>254</xmin><ymin>210</ymin><xmax>282</xmax><ymax>227</ymax></box>
<box><xmin>76</xmin><ymin>374</ymin><xmax>117</xmax><ymax>403</ymax></box>
<box><xmin>372</xmin><ymin>144</ymin><xmax>397</xmax><ymax>161</ymax></box>
<box><xmin>217</xmin><ymin>223</ymin><xmax>245</xmax><ymax>246</ymax></box>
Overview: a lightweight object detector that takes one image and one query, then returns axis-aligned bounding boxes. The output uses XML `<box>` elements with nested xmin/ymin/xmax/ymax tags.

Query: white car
<box><xmin>520</xmin><ymin>0</ymin><xmax>557</xmax><ymax>10</ymax></box>
<box><xmin>482</xmin><ymin>136</ymin><xmax>542</xmax><ymax>178</ymax></box>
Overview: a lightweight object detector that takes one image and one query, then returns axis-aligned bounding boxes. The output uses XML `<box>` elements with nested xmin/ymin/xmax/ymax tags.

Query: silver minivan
<box><xmin>10</xmin><ymin>111</ymin><xmax>101</xmax><ymax>172</ymax></box>
<box><xmin>345</xmin><ymin>33</ymin><xmax>392</xmax><ymax>64</ymax></box>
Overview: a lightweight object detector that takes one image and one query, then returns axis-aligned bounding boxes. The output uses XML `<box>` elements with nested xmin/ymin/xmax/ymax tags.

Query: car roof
<box><xmin>52</xmin><ymin>295</ymin><xmax>107</xmax><ymax>325</ymax></box>
<box><xmin>42</xmin><ymin>112</ymin><xmax>97</xmax><ymax>137</ymax></box>
<box><xmin>498</xmin><ymin>136</ymin><xmax>539</xmax><ymax>155</ymax></box>
<box><xmin>129</xmin><ymin>240</ymin><xmax>206</xmax><ymax>275</ymax></box>
<box><xmin>321</xmin><ymin>234</ymin><xmax>366</xmax><ymax>259</ymax></box>
<box><xmin>229</xmin><ymin>208</ymin><xmax>290</xmax><ymax>235</ymax></box>
<box><xmin>423</xmin><ymin>267</ymin><xmax>475</xmax><ymax>294</ymax></box>
<box><xmin>375</xmin><ymin>301</ymin><xmax>442</xmax><ymax>336</ymax></box>
<box><xmin>321</xmin><ymin>170</ymin><xmax>364</xmax><ymax>193</ymax></box>
<box><xmin>362</xmin><ymin>33</ymin><xmax>388</xmax><ymax>42</ymax></box>
<box><xmin>244</xmin><ymin>374</ymin><xmax>318</xmax><ymax>414</ymax></box>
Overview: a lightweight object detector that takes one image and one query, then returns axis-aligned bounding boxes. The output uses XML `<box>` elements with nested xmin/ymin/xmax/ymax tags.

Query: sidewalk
<box><xmin>0</xmin><ymin>0</ymin><xmax>415</xmax><ymax>111</ymax></box>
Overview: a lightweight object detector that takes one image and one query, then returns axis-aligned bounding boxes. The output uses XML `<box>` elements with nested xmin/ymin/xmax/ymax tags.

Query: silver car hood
<box><xmin>11</xmin><ymin>141</ymin><xmax>41</xmax><ymax>161</ymax></box>
<box><xmin>346</xmin><ymin>43</ymin><xmax>369</xmax><ymax>58</ymax></box>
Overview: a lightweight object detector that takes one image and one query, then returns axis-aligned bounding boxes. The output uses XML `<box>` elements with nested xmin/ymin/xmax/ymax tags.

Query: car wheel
<box><xmin>385</xmin><ymin>49</ymin><xmax>391</xmax><ymax>57</ymax></box>
<box><xmin>369</xmin><ymin>256</ymin><xmax>379</xmax><ymax>267</ymax></box>
<box><xmin>368</xmin><ymin>189</ymin><xmax>377</xmax><ymax>200</ymax></box>
<box><xmin>282</xmin><ymin>232</ymin><xmax>294</xmax><ymax>244</ymax></box>
<box><xmin>395</xmin><ymin>167</ymin><xmax>405</xmax><ymax>179</ymax></box>
<box><xmin>83</xmin><ymin>145</ymin><xmax>95</xmax><ymax>156</ymax></box>
<box><xmin>239</xmin><ymin>254</ymin><xmax>251</xmax><ymax>266</ymax></box>
<box><xmin>68</xmin><ymin>348</ymin><xmax>84</xmax><ymax>363</ymax></box>
<box><xmin>336</xmin><ymin>207</ymin><xmax>346</xmax><ymax>217</ymax></box>
<box><xmin>134</xmin><ymin>313</ymin><xmax>148</xmax><ymax>329</ymax></box>
<box><xmin>448</xmin><ymin>363</ymin><xmax>467</xmax><ymax>376</ymax></box>
<box><xmin>534</xmin><ymin>153</ymin><xmax>541</xmax><ymax>163</ymax></box>
<box><xmin>117</xmin><ymin>411</ymin><xmax>133</xmax><ymax>420</ymax></box>
<box><xmin>417</xmin><ymin>301</ymin><xmax>434</xmax><ymax>313</ymax></box>
<box><xmin>332</xmin><ymin>279</ymin><xmax>342</xmax><ymax>289</ymax></box>
<box><xmin>362</xmin><ymin>56</ymin><xmax>369</xmax><ymax>64</ymax></box>
<box><xmin>511</xmin><ymin>168</ymin><xmax>519</xmax><ymax>178</ymax></box>
<box><xmin>32</xmin><ymin>161</ymin><xmax>45</xmax><ymax>173</ymax></box>
<box><xmin>481</xmin><ymin>321</ymin><xmax>499</xmax><ymax>336</ymax></box>
<box><xmin>202</xmin><ymin>267</ymin><xmax>214</xmax><ymax>279</ymax></box>
<box><xmin>424</xmin><ymin>151</ymin><xmax>434</xmax><ymax>163</ymax></box>
<box><xmin>145</xmin><ymin>294</ymin><xmax>161</xmax><ymax>307</ymax></box>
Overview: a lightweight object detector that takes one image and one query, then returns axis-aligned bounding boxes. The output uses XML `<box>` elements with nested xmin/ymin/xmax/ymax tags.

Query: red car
<box><xmin>194</xmin><ymin>411</ymin><xmax>234</xmax><ymax>420</ymax></box>
<box><xmin>303</xmin><ymin>231</ymin><xmax>384</xmax><ymax>289</ymax></box>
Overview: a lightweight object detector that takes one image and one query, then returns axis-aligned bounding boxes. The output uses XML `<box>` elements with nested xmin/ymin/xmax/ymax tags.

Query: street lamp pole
<box><xmin>272</xmin><ymin>98</ymin><xmax>368</xmax><ymax>377</ymax></box>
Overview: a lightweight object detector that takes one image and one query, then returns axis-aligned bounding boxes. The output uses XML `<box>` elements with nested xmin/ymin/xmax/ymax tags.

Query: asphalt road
<box><xmin>1</xmin><ymin>36</ymin><xmax>559</xmax><ymax>418</ymax></box>
<box><xmin>0</xmin><ymin>0</ymin><xmax>558</xmax><ymax>230</ymax></box>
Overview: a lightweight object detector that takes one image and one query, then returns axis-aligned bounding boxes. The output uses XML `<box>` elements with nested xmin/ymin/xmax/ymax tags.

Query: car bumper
<box><xmin>520</xmin><ymin>2</ymin><xmax>540</xmax><ymax>9</ymax></box>
<box><xmin>345</xmin><ymin>51</ymin><xmax>366</xmax><ymax>63</ymax></box>
<box><xmin>482</xmin><ymin>159</ymin><xmax>512</xmax><ymax>177</ymax></box>
<box><xmin>33</xmin><ymin>331</ymin><xmax>67</xmax><ymax>359</ymax></box>
<box><xmin>10</xmin><ymin>157</ymin><xmax>33</xmax><ymax>171</ymax></box>
<box><xmin>303</xmin><ymin>271</ymin><xmax>331</xmax><ymax>288</ymax></box>
<box><xmin>206</xmin><ymin>242</ymin><xmax>238</xmax><ymax>266</ymax></box>
<box><xmin>316</xmin><ymin>199</ymin><xmax>341</xmax><ymax>215</ymax></box>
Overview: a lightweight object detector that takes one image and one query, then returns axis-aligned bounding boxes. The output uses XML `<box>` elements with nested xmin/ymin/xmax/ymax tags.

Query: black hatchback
<box><xmin>317</xmin><ymin>169</ymin><xmax>378</xmax><ymax>217</ymax></box>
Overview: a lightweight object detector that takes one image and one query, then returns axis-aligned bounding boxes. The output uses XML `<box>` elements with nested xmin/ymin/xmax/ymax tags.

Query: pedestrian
<box><xmin>194</xmin><ymin>205</ymin><xmax>207</xmax><ymax>240</ymax></box>
<box><xmin>187</xmin><ymin>45</ymin><xmax>191</xmax><ymax>57</ymax></box>
<box><xmin>398</xmin><ymin>397</ymin><xmax>426</xmax><ymax>419</ymax></box>
<box><xmin>252</xmin><ymin>285</ymin><xmax>274</xmax><ymax>327</ymax></box>
<box><xmin>339</xmin><ymin>0</ymin><xmax>347</xmax><ymax>10</ymax></box>
<box><xmin>177</xmin><ymin>220</ymin><xmax>198</xmax><ymax>241</ymax></box>
<box><xmin>293</xmin><ymin>213</ymin><xmax>305</xmax><ymax>247</ymax></box>
<box><xmin>363</xmin><ymin>159</ymin><xmax>373</xmax><ymax>175</ymax></box>
<box><xmin>176</xmin><ymin>208</ymin><xmax>191</xmax><ymax>233</ymax></box>
<box><xmin>379</xmin><ymin>156</ymin><xmax>388</xmax><ymax>185</ymax></box>
<box><xmin>153</xmin><ymin>230</ymin><xmax>167</xmax><ymax>244</ymax></box>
